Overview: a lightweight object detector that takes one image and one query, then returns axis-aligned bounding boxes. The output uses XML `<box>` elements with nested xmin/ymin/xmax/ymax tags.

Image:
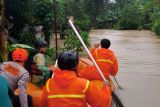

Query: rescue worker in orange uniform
<box><xmin>0</xmin><ymin>48</ymin><xmax>29</xmax><ymax>107</ymax></box>
<box><xmin>78</xmin><ymin>38</ymin><xmax>118</xmax><ymax>81</ymax></box>
<box><xmin>41</xmin><ymin>51</ymin><xmax>112</xmax><ymax>107</ymax></box>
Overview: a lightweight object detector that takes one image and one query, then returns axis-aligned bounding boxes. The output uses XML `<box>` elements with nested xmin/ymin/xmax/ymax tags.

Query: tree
<box><xmin>0</xmin><ymin>25</ymin><xmax>8</xmax><ymax>63</ymax></box>
<box><xmin>84</xmin><ymin>0</ymin><xmax>108</xmax><ymax>26</ymax></box>
<box><xmin>62</xmin><ymin>0</ymin><xmax>91</xmax><ymax>31</ymax></box>
<box><xmin>4</xmin><ymin>0</ymin><xmax>65</xmax><ymax>45</ymax></box>
<box><xmin>62</xmin><ymin>0</ymin><xmax>86</xmax><ymax>21</ymax></box>
<box><xmin>0</xmin><ymin>0</ymin><xmax>5</xmax><ymax>24</ymax></box>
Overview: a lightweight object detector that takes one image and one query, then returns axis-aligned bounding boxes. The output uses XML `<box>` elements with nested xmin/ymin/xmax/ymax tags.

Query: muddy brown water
<box><xmin>50</xmin><ymin>30</ymin><xmax>160</xmax><ymax>107</ymax></box>
<box><xmin>90</xmin><ymin>30</ymin><xmax>160</xmax><ymax>107</ymax></box>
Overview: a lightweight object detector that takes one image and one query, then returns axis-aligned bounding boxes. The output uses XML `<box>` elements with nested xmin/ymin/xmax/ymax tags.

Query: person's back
<box><xmin>43</xmin><ymin>70</ymin><xmax>97</xmax><ymax>107</ymax></box>
<box><xmin>78</xmin><ymin>38</ymin><xmax>118</xmax><ymax>80</ymax></box>
<box><xmin>90</xmin><ymin>47</ymin><xmax>118</xmax><ymax>79</ymax></box>
<box><xmin>0</xmin><ymin>61</ymin><xmax>28</xmax><ymax>90</ymax></box>
<box><xmin>0</xmin><ymin>48</ymin><xmax>29</xmax><ymax>107</ymax></box>
<box><xmin>41</xmin><ymin>52</ymin><xmax>111</xmax><ymax>107</ymax></box>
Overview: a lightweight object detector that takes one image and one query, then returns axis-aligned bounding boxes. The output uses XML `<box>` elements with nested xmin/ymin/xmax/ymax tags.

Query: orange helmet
<box><xmin>12</xmin><ymin>48</ymin><xmax>28</xmax><ymax>62</ymax></box>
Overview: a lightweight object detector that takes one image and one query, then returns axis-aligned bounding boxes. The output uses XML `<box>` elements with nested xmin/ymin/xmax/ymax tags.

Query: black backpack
<box><xmin>25</xmin><ymin>51</ymin><xmax>37</xmax><ymax>73</ymax></box>
<box><xmin>25</xmin><ymin>50</ymin><xmax>42</xmax><ymax>75</ymax></box>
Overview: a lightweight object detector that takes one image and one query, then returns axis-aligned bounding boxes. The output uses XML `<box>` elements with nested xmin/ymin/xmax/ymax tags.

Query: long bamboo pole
<box><xmin>68</xmin><ymin>19</ymin><xmax>124</xmax><ymax>107</ymax></box>
<box><xmin>68</xmin><ymin>19</ymin><xmax>108</xmax><ymax>83</ymax></box>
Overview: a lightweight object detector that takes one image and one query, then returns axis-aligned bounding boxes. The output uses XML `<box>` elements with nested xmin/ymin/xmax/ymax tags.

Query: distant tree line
<box><xmin>1</xmin><ymin>0</ymin><xmax>160</xmax><ymax>45</ymax></box>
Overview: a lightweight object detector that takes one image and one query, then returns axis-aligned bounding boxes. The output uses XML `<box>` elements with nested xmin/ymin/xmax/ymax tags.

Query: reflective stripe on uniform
<box><xmin>82</xmin><ymin>80</ymin><xmax>90</xmax><ymax>93</ymax></box>
<box><xmin>95</xmin><ymin>50</ymin><xmax>114</xmax><ymax>64</ymax></box>
<box><xmin>97</xmin><ymin>59</ymin><xmax>114</xmax><ymax>64</ymax></box>
<box><xmin>47</xmin><ymin>80</ymin><xmax>90</xmax><ymax>99</ymax></box>
<box><xmin>95</xmin><ymin>50</ymin><xmax>98</xmax><ymax>59</ymax></box>
<box><xmin>46</xmin><ymin>79</ymin><xmax>50</xmax><ymax>92</ymax></box>
<box><xmin>48</xmin><ymin>94</ymin><xmax>85</xmax><ymax>99</ymax></box>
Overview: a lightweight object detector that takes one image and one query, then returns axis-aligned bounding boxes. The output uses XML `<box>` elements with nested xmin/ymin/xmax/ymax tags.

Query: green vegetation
<box><xmin>64</xmin><ymin>29</ymin><xmax>90</xmax><ymax>53</ymax></box>
<box><xmin>0</xmin><ymin>0</ymin><xmax>159</xmax><ymax>63</ymax></box>
<box><xmin>106</xmin><ymin>0</ymin><xmax>160</xmax><ymax>35</ymax></box>
<box><xmin>2</xmin><ymin>0</ymin><xmax>160</xmax><ymax>38</ymax></box>
<box><xmin>5</xmin><ymin>0</ymin><xmax>65</xmax><ymax>45</ymax></box>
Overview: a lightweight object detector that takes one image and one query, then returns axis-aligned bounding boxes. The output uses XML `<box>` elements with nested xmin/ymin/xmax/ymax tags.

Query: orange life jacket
<box><xmin>93</xmin><ymin>48</ymin><xmax>118</xmax><ymax>76</ymax></box>
<box><xmin>41</xmin><ymin>70</ymin><xmax>112</xmax><ymax>107</ymax></box>
<box><xmin>79</xmin><ymin>48</ymin><xmax>118</xmax><ymax>80</ymax></box>
<box><xmin>45</xmin><ymin>77</ymin><xmax>90</xmax><ymax>107</ymax></box>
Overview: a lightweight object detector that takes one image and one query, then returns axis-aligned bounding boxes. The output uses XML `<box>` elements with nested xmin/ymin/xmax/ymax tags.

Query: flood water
<box><xmin>89</xmin><ymin>30</ymin><xmax>160</xmax><ymax>107</ymax></box>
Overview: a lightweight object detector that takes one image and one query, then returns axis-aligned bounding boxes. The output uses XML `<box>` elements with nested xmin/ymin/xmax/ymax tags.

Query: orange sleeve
<box><xmin>109</xmin><ymin>55</ymin><xmax>118</xmax><ymax>76</ymax></box>
<box><xmin>88</xmin><ymin>48</ymin><xmax>97</xmax><ymax>60</ymax></box>
<box><xmin>78</xmin><ymin>65</ymin><xmax>103</xmax><ymax>80</ymax></box>
<box><xmin>40</xmin><ymin>87</ymin><xmax>49</xmax><ymax>107</ymax></box>
<box><xmin>86</xmin><ymin>81</ymin><xmax>111</xmax><ymax>107</ymax></box>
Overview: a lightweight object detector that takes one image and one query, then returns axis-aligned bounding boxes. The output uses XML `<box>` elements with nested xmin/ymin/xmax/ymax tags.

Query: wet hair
<box><xmin>100</xmin><ymin>39</ymin><xmax>111</xmax><ymax>49</ymax></box>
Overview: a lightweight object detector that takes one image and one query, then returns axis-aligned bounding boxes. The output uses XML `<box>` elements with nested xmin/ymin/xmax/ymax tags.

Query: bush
<box><xmin>150</xmin><ymin>8</ymin><xmax>160</xmax><ymax>35</ymax></box>
<box><xmin>116</xmin><ymin>4</ymin><xmax>143</xmax><ymax>30</ymax></box>
<box><xmin>75</xmin><ymin>15</ymin><xmax>91</xmax><ymax>31</ymax></box>
<box><xmin>117</xmin><ymin>19</ymin><xmax>139</xmax><ymax>30</ymax></box>
<box><xmin>64</xmin><ymin>29</ymin><xmax>90</xmax><ymax>53</ymax></box>
<box><xmin>18</xmin><ymin>30</ymin><xmax>35</xmax><ymax>46</ymax></box>
<box><xmin>46</xmin><ymin>47</ymin><xmax>56</xmax><ymax>66</ymax></box>
<box><xmin>152</xmin><ymin>20</ymin><xmax>160</xmax><ymax>35</ymax></box>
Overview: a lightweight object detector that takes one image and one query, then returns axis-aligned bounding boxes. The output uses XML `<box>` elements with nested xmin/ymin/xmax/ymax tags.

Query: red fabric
<box><xmin>82</xmin><ymin>48</ymin><xmax>118</xmax><ymax>80</ymax></box>
<box><xmin>41</xmin><ymin>69</ymin><xmax>111</xmax><ymax>107</ymax></box>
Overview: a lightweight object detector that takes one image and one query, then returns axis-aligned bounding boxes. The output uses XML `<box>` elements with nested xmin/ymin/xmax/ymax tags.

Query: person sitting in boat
<box><xmin>78</xmin><ymin>38</ymin><xmax>118</xmax><ymax>81</ymax></box>
<box><xmin>27</xmin><ymin>39</ymin><xmax>51</xmax><ymax>86</ymax></box>
<box><xmin>0</xmin><ymin>48</ymin><xmax>29</xmax><ymax>107</ymax></box>
<box><xmin>41</xmin><ymin>51</ymin><xmax>112</xmax><ymax>107</ymax></box>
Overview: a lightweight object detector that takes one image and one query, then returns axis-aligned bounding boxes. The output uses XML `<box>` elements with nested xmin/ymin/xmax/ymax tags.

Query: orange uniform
<box><xmin>78</xmin><ymin>48</ymin><xmax>118</xmax><ymax>80</ymax></box>
<box><xmin>41</xmin><ymin>69</ymin><xmax>111</xmax><ymax>107</ymax></box>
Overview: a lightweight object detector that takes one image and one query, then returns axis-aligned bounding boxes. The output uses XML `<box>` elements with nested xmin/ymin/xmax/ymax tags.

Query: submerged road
<box><xmin>89</xmin><ymin>30</ymin><xmax>160</xmax><ymax>107</ymax></box>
